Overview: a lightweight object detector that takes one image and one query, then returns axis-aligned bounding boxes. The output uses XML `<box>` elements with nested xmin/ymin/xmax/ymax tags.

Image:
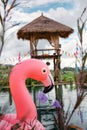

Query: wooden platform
<box><xmin>32</xmin><ymin>54</ymin><xmax>61</xmax><ymax>59</ymax></box>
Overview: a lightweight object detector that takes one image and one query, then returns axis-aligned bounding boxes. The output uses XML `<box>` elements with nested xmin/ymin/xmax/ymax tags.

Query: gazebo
<box><xmin>17</xmin><ymin>14</ymin><xmax>73</xmax><ymax>56</ymax></box>
<box><xmin>17</xmin><ymin>14</ymin><xmax>74</xmax><ymax>130</ymax></box>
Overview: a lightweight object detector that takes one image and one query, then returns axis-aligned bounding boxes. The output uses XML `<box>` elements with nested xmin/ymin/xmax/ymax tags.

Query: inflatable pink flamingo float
<box><xmin>0</xmin><ymin>59</ymin><xmax>54</xmax><ymax>130</ymax></box>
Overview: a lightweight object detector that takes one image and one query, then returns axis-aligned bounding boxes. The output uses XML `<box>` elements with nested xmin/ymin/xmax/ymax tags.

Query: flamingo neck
<box><xmin>10</xmin><ymin>75</ymin><xmax>37</xmax><ymax>121</ymax></box>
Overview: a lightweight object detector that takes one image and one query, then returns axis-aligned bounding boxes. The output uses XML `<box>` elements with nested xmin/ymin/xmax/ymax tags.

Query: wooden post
<box><xmin>54</xmin><ymin>47</ymin><xmax>66</xmax><ymax>130</ymax></box>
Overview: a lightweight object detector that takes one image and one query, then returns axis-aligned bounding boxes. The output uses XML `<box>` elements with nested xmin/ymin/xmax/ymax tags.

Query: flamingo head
<box><xmin>11</xmin><ymin>59</ymin><xmax>54</xmax><ymax>93</ymax></box>
<box><xmin>26</xmin><ymin>59</ymin><xmax>54</xmax><ymax>93</ymax></box>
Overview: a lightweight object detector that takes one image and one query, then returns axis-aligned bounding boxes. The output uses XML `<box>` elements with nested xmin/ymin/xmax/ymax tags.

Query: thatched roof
<box><xmin>17</xmin><ymin>14</ymin><xmax>74</xmax><ymax>40</ymax></box>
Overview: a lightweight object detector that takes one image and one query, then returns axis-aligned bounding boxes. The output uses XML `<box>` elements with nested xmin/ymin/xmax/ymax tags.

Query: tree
<box><xmin>66</xmin><ymin>8</ymin><xmax>87</xmax><ymax>128</ymax></box>
<box><xmin>0</xmin><ymin>0</ymin><xmax>20</xmax><ymax>56</ymax></box>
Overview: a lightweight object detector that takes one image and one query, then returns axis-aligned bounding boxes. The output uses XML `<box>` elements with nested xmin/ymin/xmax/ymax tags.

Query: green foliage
<box><xmin>62</xmin><ymin>67</ymin><xmax>75</xmax><ymax>72</ymax></box>
<box><xmin>0</xmin><ymin>64</ymin><xmax>12</xmax><ymax>91</ymax></box>
<box><xmin>26</xmin><ymin>78</ymin><xmax>38</xmax><ymax>86</ymax></box>
<box><xmin>62</xmin><ymin>71</ymin><xmax>74</xmax><ymax>83</ymax></box>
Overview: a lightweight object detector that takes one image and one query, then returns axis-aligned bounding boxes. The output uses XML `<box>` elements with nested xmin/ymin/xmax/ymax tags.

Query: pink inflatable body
<box><xmin>0</xmin><ymin>59</ymin><xmax>54</xmax><ymax>130</ymax></box>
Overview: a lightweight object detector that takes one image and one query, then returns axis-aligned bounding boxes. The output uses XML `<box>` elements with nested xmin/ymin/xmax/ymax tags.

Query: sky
<box><xmin>0</xmin><ymin>0</ymin><xmax>87</xmax><ymax>68</ymax></box>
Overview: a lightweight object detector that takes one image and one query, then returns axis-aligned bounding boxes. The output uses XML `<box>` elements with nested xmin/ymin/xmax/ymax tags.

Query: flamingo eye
<box><xmin>42</xmin><ymin>68</ymin><xmax>47</xmax><ymax>74</ymax></box>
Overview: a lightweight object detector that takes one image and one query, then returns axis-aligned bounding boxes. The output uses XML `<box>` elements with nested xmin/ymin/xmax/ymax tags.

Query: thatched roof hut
<box><xmin>17</xmin><ymin>14</ymin><xmax>73</xmax><ymax>40</ymax></box>
<box><xmin>17</xmin><ymin>14</ymin><xmax>74</xmax><ymax>55</ymax></box>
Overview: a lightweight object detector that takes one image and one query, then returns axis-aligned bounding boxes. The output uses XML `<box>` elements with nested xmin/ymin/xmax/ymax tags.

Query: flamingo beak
<box><xmin>43</xmin><ymin>74</ymin><xmax>54</xmax><ymax>93</ymax></box>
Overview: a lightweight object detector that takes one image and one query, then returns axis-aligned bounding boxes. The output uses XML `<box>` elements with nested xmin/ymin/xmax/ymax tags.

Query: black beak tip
<box><xmin>43</xmin><ymin>84</ymin><xmax>54</xmax><ymax>93</ymax></box>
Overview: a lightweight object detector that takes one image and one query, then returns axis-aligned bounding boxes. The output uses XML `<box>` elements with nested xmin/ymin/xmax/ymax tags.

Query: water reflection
<box><xmin>0</xmin><ymin>85</ymin><xmax>87</xmax><ymax>129</ymax></box>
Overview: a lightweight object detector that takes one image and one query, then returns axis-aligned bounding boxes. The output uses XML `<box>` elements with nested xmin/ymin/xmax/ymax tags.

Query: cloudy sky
<box><xmin>0</xmin><ymin>0</ymin><xmax>87</xmax><ymax>68</ymax></box>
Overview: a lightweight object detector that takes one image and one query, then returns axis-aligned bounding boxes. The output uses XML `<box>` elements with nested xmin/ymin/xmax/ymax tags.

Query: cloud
<box><xmin>46</xmin><ymin>7</ymin><xmax>75</xmax><ymax>28</ymax></box>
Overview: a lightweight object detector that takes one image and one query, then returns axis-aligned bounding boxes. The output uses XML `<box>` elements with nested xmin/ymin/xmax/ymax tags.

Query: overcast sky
<box><xmin>0</xmin><ymin>0</ymin><xmax>87</xmax><ymax>68</ymax></box>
